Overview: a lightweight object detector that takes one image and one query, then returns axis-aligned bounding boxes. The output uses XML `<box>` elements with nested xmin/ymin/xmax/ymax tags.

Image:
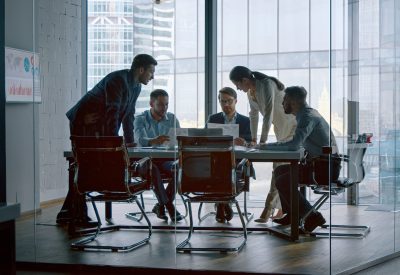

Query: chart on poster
<box><xmin>5</xmin><ymin>47</ymin><xmax>41</xmax><ymax>103</ymax></box>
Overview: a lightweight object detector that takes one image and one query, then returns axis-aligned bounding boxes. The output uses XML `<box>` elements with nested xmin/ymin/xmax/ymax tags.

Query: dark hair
<box><xmin>229</xmin><ymin>66</ymin><xmax>285</xmax><ymax>91</ymax></box>
<box><xmin>150</xmin><ymin>89</ymin><xmax>169</xmax><ymax>100</ymax></box>
<box><xmin>218</xmin><ymin>87</ymin><xmax>237</xmax><ymax>100</ymax></box>
<box><xmin>284</xmin><ymin>86</ymin><xmax>307</xmax><ymax>103</ymax></box>
<box><xmin>131</xmin><ymin>54</ymin><xmax>158</xmax><ymax>70</ymax></box>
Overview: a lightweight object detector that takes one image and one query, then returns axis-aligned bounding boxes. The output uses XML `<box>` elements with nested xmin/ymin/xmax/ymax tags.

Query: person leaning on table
<box><xmin>229</xmin><ymin>66</ymin><xmax>297</xmax><ymax>223</ymax></box>
<box><xmin>206</xmin><ymin>87</ymin><xmax>252</xmax><ymax>223</ymax></box>
<box><xmin>263</xmin><ymin>86</ymin><xmax>341</xmax><ymax>233</ymax></box>
<box><xmin>57</xmin><ymin>54</ymin><xmax>157</xmax><ymax>227</ymax></box>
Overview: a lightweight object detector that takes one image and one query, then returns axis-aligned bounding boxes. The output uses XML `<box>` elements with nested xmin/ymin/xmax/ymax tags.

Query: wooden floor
<box><xmin>15</xmin><ymin>200</ymin><xmax>400</xmax><ymax>275</ymax></box>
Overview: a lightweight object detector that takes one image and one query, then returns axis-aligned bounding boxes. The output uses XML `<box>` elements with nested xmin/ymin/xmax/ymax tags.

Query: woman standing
<box><xmin>229</xmin><ymin>66</ymin><xmax>297</xmax><ymax>223</ymax></box>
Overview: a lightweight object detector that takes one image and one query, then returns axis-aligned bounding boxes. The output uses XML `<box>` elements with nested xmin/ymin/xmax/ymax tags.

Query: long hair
<box><xmin>229</xmin><ymin>66</ymin><xmax>285</xmax><ymax>91</ymax></box>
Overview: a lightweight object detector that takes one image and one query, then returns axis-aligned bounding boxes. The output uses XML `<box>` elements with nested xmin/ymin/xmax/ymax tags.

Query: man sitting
<box><xmin>134</xmin><ymin>89</ymin><xmax>184</xmax><ymax>222</ymax></box>
<box><xmin>264</xmin><ymin>86</ymin><xmax>341</xmax><ymax>232</ymax></box>
<box><xmin>207</xmin><ymin>87</ymin><xmax>252</xmax><ymax>223</ymax></box>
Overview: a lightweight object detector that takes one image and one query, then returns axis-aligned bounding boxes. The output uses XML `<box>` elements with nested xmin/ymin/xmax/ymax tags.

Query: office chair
<box><xmin>176</xmin><ymin>136</ymin><xmax>250</xmax><ymax>253</ymax></box>
<box><xmin>301</xmin><ymin>145</ymin><xmax>370</xmax><ymax>238</ymax></box>
<box><xmin>186</xmin><ymin>127</ymin><xmax>255</xmax><ymax>223</ymax></box>
<box><xmin>126</xmin><ymin>128</ymin><xmax>224</xmax><ymax>222</ymax></box>
<box><xmin>69</xmin><ymin>136</ymin><xmax>153</xmax><ymax>252</ymax></box>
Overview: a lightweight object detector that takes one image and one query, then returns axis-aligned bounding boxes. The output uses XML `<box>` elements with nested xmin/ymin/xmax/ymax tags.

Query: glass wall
<box><xmin>6</xmin><ymin>0</ymin><xmax>400</xmax><ymax>273</ymax></box>
<box><xmin>5</xmin><ymin>0</ymin><xmax>39</xmax><ymax>264</ymax></box>
<box><xmin>87</xmin><ymin>0</ymin><xmax>205</xmax><ymax>128</ymax></box>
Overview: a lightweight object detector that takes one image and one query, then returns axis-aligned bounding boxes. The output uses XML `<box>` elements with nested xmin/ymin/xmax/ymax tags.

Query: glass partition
<box><xmin>331</xmin><ymin>0</ymin><xmax>400</xmax><ymax>273</ymax></box>
<box><xmin>5</xmin><ymin>0</ymin><xmax>38</xmax><ymax>264</ymax></box>
<box><xmin>8</xmin><ymin>0</ymin><xmax>400</xmax><ymax>273</ymax></box>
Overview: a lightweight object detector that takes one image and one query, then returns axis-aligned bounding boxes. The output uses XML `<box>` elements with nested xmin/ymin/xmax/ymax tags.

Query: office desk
<box><xmin>64</xmin><ymin>147</ymin><xmax>305</xmax><ymax>241</ymax></box>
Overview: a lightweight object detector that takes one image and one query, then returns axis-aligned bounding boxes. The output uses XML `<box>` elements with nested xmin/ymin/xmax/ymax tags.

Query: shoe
<box><xmin>152</xmin><ymin>203</ymin><xmax>168</xmax><ymax>221</ymax></box>
<box><xmin>170</xmin><ymin>211</ymin><xmax>184</xmax><ymax>223</ymax></box>
<box><xmin>56</xmin><ymin>210</ymin><xmax>71</xmax><ymax>224</ymax></box>
<box><xmin>254</xmin><ymin>218</ymin><xmax>268</xmax><ymax>223</ymax></box>
<box><xmin>166</xmin><ymin>204</ymin><xmax>184</xmax><ymax>222</ymax></box>
<box><xmin>224</xmin><ymin>203</ymin><xmax>234</xmax><ymax>221</ymax></box>
<box><xmin>273</xmin><ymin>214</ymin><xmax>291</xmax><ymax>226</ymax></box>
<box><xmin>254</xmin><ymin>207</ymin><xmax>273</xmax><ymax>223</ymax></box>
<box><xmin>303</xmin><ymin>212</ymin><xmax>326</xmax><ymax>233</ymax></box>
<box><xmin>56</xmin><ymin>210</ymin><xmax>93</xmax><ymax>226</ymax></box>
<box><xmin>215</xmin><ymin>203</ymin><xmax>226</xmax><ymax>223</ymax></box>
<box><xmin>75</xmin><ymin>219</ymin><xmax>99</xmax><ymax>228</ymax></box>
<box><xmin>271</xmin><ymin>209</ymin><xmax>284</xmax><ymax>220</ymax></box>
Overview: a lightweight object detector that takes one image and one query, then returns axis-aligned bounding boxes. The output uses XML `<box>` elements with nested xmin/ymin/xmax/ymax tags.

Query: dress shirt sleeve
<box><xmin>259</xmin><ymin>80</ymin><xmax>274</xmax><ymax>143</ymax></box>
<box><xmin>133</xmin><ymin>115</ymin><xmax>152</xmax><ymax>147</ymax></box>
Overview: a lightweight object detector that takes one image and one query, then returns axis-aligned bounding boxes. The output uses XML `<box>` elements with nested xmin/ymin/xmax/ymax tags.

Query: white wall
<box><xmin>36</xmin><ymin>0</ymin><xmax>83</xmax><ymax>202</ymax></box>
<box><xmin>5</xmin><ymin>0</ymin><xmax>84</xmax><ymax>212</ymax></box>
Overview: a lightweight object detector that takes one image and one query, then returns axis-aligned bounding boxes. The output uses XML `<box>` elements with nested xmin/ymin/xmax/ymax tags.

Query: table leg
<box><xmin>290</xmin><ymin>161</ymin><xmax>299</xmax><ymax>241</ymax></box>
<box><xmin>105</xmin><ymin>202</ymin><xmax>113</xmax><ymax>223</ymax></box>
<box><xmin>67</xmin><ymin>158</ymin><xmax>77</xmax><ymax>234</ymax></box>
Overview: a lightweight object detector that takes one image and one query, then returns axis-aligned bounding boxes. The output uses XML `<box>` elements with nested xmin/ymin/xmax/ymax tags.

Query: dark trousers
<box><xmin>57</xmin><ymin>159</ymin><xmax>88</xmax><ymax>222</ymax></box>
<box><xmin>275</xmin><ymin>160</ymin><xmax>341</xmax><ymax>219</ymax></box>
<box><xmin>57</xmin><ymin>121</ymin><xmax>106</xmax><ymax>222</ymax></box>
<box><xmin>274</xmin><ymin>165</ymin><xmax>311</xmax><ymax>219</ymax></box>
<box><xmin>152</xmin><ymin>160</ymin><xmax>179</xmax><ymax>206</ymax></box>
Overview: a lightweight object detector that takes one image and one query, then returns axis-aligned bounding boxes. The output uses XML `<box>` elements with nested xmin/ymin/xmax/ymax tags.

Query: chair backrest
<box><xmin>346</xmin><ymin>145</ymin><xmax>367</xmax><ymax>184</ymax></box>
<box><xmin>187</xmin><ymin>128</ymin><xmax>223</xmax><ymax>137</ymax></box>
<box><xmin>71</xmin><ymin>136</ymin><xmax>130</xmax><ymax>194</ymax></box>
<box><xmin>311</xmin><ymin>146</ymin><xmax>366</xmax><ymax>187</ymax></box>
<box><xmin>177</xmin><ymin>136</ymin><xmax>236</xmax><ymax>195</ymax></box>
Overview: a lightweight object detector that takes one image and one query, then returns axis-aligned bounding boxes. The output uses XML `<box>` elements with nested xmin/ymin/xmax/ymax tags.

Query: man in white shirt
<box><xmin>134</xmin><ymin>89</ymin><xmax>184</xmax><ymax>222</ymax></box>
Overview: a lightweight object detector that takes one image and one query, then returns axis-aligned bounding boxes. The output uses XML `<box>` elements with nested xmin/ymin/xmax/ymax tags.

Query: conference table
<box><xmin>64</xmin><ymin>146</ymin><xmax>305</xmax><ymax>241</ymax></box>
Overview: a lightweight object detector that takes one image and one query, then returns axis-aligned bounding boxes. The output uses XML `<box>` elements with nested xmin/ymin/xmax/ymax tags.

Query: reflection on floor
<box><xmin>15</xmin><ymin>201</ymin><xmax>400</xmax><ymax>275</ymax></box>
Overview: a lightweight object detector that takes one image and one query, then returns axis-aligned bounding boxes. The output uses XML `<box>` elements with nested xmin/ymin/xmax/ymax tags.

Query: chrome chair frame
<box><xmin>175</xmin><ymin>136</ymin><xmax>248</xmax><ymax>253</ymax></box>
<box><xmin>69</xmin><ymin>136</ymin><xmax>153</xmax><ymax>252</ymax></box>
<box><xmin>301</xmin><ymin>146</ymin><xmax>370</xmax><ymax>238</ymax></box>
<box><xmin>197</xmin><ymin>160</ymin><xmax>255</xmax><ymax>223</ymax></box>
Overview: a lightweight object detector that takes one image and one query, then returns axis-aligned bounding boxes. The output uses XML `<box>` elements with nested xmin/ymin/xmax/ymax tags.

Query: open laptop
<box><xmin>165</xmin><ymin>128</ymin><xmax>224</xmax><ymax>148</ymax></box>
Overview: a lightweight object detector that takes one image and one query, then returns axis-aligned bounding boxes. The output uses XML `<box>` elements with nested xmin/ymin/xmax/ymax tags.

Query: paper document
<box><xmin>207</xmin><ymin>123</ymin><xmax>239</xmax><ymax>138</ymax></box>
<box><xmin>167</xmin><ymin>128</ymin><xmax>188</xmax><ymax>147</ymax></box>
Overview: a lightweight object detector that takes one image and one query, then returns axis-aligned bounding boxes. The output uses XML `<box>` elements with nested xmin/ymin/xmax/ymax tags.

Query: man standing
<box><xmin>134</xmin><ymin>89</ymin><xmax>184</xmax><ymax>222</ymax></box>
<box><xmin>264</xmin><ymin>86</ymin><xmax>341</xmax><ymax>233</ymax></box>
<box><xmin>66</xmin><ymin>53</ymin><xmax>157</xmax><ymax>146</ymax></box>
<box><xmin>57</xmin><ymin>54</ymin><xmax>157</xmax><ymax>226</ymax></box>
<box><xmin>207</xmin><ymin>87</ymin><xmax>252</xmax><ymax>223</ymax></box>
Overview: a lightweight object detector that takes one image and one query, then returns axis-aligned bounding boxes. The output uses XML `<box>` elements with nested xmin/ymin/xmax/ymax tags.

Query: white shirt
<box><xmin>248</xmin><ymin>78</ymin><xmax>297</xmax><ymax>143</ymax></box>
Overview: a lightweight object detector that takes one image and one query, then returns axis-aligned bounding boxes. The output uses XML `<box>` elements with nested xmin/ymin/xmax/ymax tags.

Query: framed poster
<box><xmin>5</xmin><ymin>47</ymin><xmax>41</xmax><ymax>103</ymax></box>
